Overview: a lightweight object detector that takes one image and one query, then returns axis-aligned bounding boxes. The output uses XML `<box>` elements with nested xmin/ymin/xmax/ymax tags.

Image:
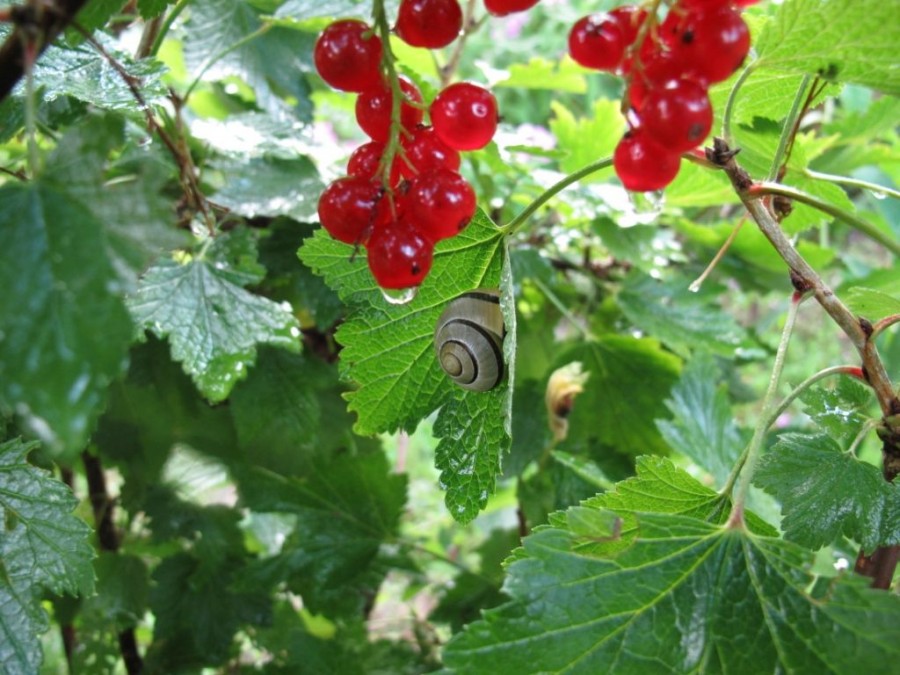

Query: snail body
<box><xmin>434</xmin><ymin>289</ymin><xmax>505</xmax><ymax>391</ymax></box>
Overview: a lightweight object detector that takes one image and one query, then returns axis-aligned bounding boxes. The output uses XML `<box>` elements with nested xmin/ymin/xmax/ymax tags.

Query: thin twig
<box><xmin>82</xmin><ymin>452</ymin><xmax>144</xmax><ymax>674</ymax></box>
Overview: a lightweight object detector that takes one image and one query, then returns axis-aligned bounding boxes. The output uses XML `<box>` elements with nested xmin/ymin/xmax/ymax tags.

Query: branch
<box><xmin>83</xmin><ymin>452</ymin><xmax>144</xmax><ymax>675</ymax></box>
<box><xmin>0</xmin><ymin>0</ymin><xmax>92</xmax><ymax>103</ymax></box>
<box><xmin>709</xmin><ymin>137</ymin><xmax>900</xmax><ymax>589</ymax></box>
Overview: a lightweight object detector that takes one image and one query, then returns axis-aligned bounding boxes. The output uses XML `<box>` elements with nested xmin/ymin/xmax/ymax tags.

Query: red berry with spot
<box><xmin>626</xmin><ymin>49</ymin><xmax>682</xmax><ymax>111</ymax></box>
<box><xmin>568</xmin><ymin>14</ymin><xmax>625</xmax><ymax>72</ymax></box>
<box><xmin>347</xmin><ymin>141</ymin><xmax>401</xmax><ymax>186</ymax></box>
<box><xmin>396</xmin><ymin>0</ymin><xmax>463</xmax><ymax>49</ymax></box>
<box><xmin>483</xmin><ymin>0</ymin><xmax>539</xmax><ymax>17</ymax></box>
<box><xmin>663</xmin><ymin>6</ymin><xmax>750</xmax><ymax>83</ymax></box>
<box><xmin>614</xmin><ymin>130</ymin><xmax>681</xmax><ymax>192</ymax></box>
<box><xmin>407</xmin><ymin>169</ymin><xmax>476</xmax><ymax>242</ymax></box>
<box><xmin>430</xmin><ymin>82</ymin><xmax>498</xmax><ymax>151</ymax></box>
<box><xmin>356</xmin><ymin>77</ymin><xmax>424</xmax><ymax>142</ymax></box>
<box><xmin>367</xmin><ymin>220</ymin><xmax>434</xmax><ymax>288</ymax></box>
<box><xmin>399</xmin><ymin>126</ymin><xmax>460</xmax><ymax>179</ymax></box>
<box><xmin>317</xmin><ymin>176</ymin><xmax>387</xmax><ymax>245</ymax></box>
<box><xmin>640</xmin><ymin>77</ymin><xmax>712</xmax><ymax>152</ymax></box>
<box><xmin>314</xmin><ymin>20</ymin><xmax>382</xmax><ymax>93</ymax></box>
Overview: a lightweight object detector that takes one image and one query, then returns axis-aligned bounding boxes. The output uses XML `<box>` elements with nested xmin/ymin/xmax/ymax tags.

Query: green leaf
<box><xmin>182</xmin><ymin>0</ymin><xmax>315</xmax><ymax>118</ymax></box>
<box><xmin>274</xmin><ymin>0</ymin><xmax>372</xmax><ymax>20</ymax></box>
<box><xmin>444</xmin><ymin>508</ymin><xmax>900</xmax><ymax>673</ymax></box>
<box><xmin>44</xmin><ymin>113</ymin><xmax>187</xmax><ymax>289</ymax></box>
<box><xmin>299</xmin><ymin>210</ymin><xmax>506</xmax><ymax>435</ymax></box>
<box><xmin>754</xmin><ymin>433</ymin><xmax>900</xmax><ymax>552</ymax></box>
<box><xmin>0</xmin><ymin>182</ymin><xmax>133</xmax><ymax>456</ymax></box>
<box><xmin>799</xmin><ymin>377</ymin><xmax>873</xmax><ymax>446</ymax></box>
<box><xmin>147</xmin><ymin>552</ymin><xmax>271</xmax><ymax>670</ymax></box>
<box><xmin>433</xmin><ymin>387</ymin><xmax>510</xmax><ymax>524</ymax></box>
<box><xmin>656</xmin><ymin>353</ymin><xmax>747</xmax><ymax>486</ymax></box>
<box><xmin>557</xmin><ymin>336</ymin><xmax>681</xmax><ymax>456</ymax></box>
<box><xmin>756</xmin><ymin>0</ymin><xmax>900</xmax><ymax>94</ymax></box>
<box><xmin>618</xmin><ymin>271</ymin><xmax>746</xmax><ymax>357</ymax></box>
<box><xmin>230</xmin><ymin>347</ymin><xmax>363</xmax><ymax>475</ymax></box>
<box><xmin>845</xmin><ymin>287</ymin><xmax>900</xmax><ymax>322</ymax></box>
<box><xmin>259</xmin><ymin>220</ymin><xmax>344</xmax><ymax>329</ymax></box>
<box><xmin>211</xmin><ymin>156</ymin><xmax>323</xmax><ymax>221</ymax></box>
<box><xmin>93</xmin><ymin>338</ymin><xmax>239</xmax><ymax>507</ymax></box>
<box><xmin>138</xmin><ymin>0</ymin><xmax>172</xmax><ymax>18</ymax></box>
<box><xmin>31</xmin><ymin>37</ymin><xmax>168</xmax><ymax>112</ymax></box>
<box><xmin>82</xmin><ymin>553</ymin><xmax>150</xmax><ymax>629</ymax></box>
<box><xmin>127</xmin><ymin>231</ymin><xmax>301</xmax><ymax>403</ymax></box>
<box><xmin>238</xmin><ymin>451</ymin><xmax>407</xmax><ymax>617</ymax></box>
<box><xmin>0</xmin><ymin>438</ymin><xmax>95</xmax><ymax>675</ymax></box>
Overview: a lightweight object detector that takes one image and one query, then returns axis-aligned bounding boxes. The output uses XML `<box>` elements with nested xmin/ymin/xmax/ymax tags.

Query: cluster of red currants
<box><xmin>568</xmin><ymin>0</ymin><xmax>756</xmax><ymax>192</ymax></box>
<box><xmin>313</xmin><ymin>9</ymin><xmax>498</xmax><ymax>290</ymax></box>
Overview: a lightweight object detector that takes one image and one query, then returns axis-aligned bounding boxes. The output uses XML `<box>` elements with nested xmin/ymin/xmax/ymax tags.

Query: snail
<box><xmin>434</xmin><ymin>289</ymin><xmax>505</xmax><ymax>391</ymax></box>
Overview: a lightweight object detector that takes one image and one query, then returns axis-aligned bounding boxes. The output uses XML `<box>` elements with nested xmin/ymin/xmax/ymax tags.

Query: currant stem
<box><xmin>803</xmin><ymin>168</ymin><xmax>900</xmax><ymax>202</ymax></box>
<box><xmin>726</xmin><ymin>291</ymin><xmax>805</xmax><ymax>522</ymax></box>
<box><xmin>721</xmin><ymin>60</ymin><xmax>757</xmax><ymax>147</ymax></box>
<box><xmin>148</xmin><ymin>0</ymin><xmax>192</xmax><ymax>57</ymax></box>
<box><xmin>872</xmin><ymin>314</ymin><xmax>900</xmax><ymax>340</ymax></box>
<box><xmin>502</xmin><ymin>157</ymin><xmax>613</xmax><ymax>235</ymax></box>
<box><xmin>766</xmin><ymin>74</ymin><xmax>811</xmax><ymax>181</ymax></box>
<box><xmin>371</xmin><ymin>0</ymin><xmax>406</xmax><ymax>199</ymax></box>
<box><xmin>748</xmin><ymin>181</ymin><xmax>900</xmax><ymax>256</ymax></box>
<box><xmin>23</xmin><ymin>37</ymin><xmax>39</xmax><ymax>177</ymax></box>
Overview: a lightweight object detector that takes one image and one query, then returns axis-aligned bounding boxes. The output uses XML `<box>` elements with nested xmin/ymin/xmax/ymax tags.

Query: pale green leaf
<box><xmin>549</xmin><ymin>99</ymin><xmax>623</xmax><ymax>181</ymax></box>
<box><xmin>0</xmin><ymin>182</ymin><xmax>133</xmax><ymax>456</ymax></box>
<box><xmin>497</xmin><ymin>57</ymin><xmax>587</xmax><ymax>93</ymax></box>
<box><xmin>845</xmin><ymin>287</ymin><xmax>900</xmax><ymax>322</ymax></box>
<box><xmin>756</xmin><ymin>0</ymin><xmax>900</xmax><ymax>94</ymax></box>
<box><xmin>755</xmin><ymin>433</ymin><xmax>900</xmax><ymax>552</ymax></box>
<box><xmin>127</xmin><ymin>232</ymin><xmax>301</xmax><ymax>403</ymax></box>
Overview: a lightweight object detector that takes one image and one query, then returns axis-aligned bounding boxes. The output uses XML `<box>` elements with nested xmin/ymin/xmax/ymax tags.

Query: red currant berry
<box><xmin>568</xmin><ymin>14</ymin><xmax>625</xmax><ymax>72</ymax></box>
<box><xmin>430</xmin><ymin>82</ymin><xmax>498</xmax><ymax>151</ymax></box>
<box><xmin>483</xmin><ymin>0</ymin><xmax>539</xmax><ymax>17</ymax></box>
<box><xmin>640</xmin><ymin>77</ymin><xmax>712</xmax><ymax>152</ymax></box>
<box><xmin>367</xmin><ymin>220</ymin><xmax>434</xmax><ymax>288</ymax></box>
<box><xmin>607</xmin><ymin>5</ymin><xmax>648</xmax><ymax>49</ymax></box>
<box><xmin>314</xmin><ymin>20</ymin><xmax>382</xmax><ymax>93</ymax></box>
<box><xmin>396</xmin><ymin>0</ymin><xmax>463</xmax><ymax>49</ymax></box>
<box><xmin>347</xmin><ymin>142</ymin><xmax>401</xmax><ymax>186</ymax></box>
<box><xmin>407</xmin><ymin>169</ymin><xmax>476</xmax><ymax>242</ymax></box>
<box><xmin>613</xmin><ymin>130</ymin><xmax>681</xmax><ymax>192</ymax></box>
<box><xmin>664</xmin><ymin>6</ymin><xmax>750</xmax><ymax>83</ymax></box>
<box><xmin>626</xmin><ymin>49</ymin><xmax>682</xmax><ymax>111</ymax></box>
<box><xmin>678</xmin><ymin>0</ymin><xmax>731</xmax><ymax>10</ymax></box>
<box><xmin>399</xmin><ymin>126</ymin><xmax>461</xmax><ymax>179</ymax></box>
<box><xmin>317</xmin><ymin>176</ymin><xmax>387</xmax><ymax>245</ymax></box>
<box><xmin>356</xmin><ymin>77</ymin><xmax>424</xmax><ymax>143</ymax></box>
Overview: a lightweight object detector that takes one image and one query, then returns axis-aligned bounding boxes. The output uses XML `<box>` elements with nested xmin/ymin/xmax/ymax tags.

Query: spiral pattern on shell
<box><xmin>434</xmin><ymin>289</ymin><xmax>505</xmax><ymax>391</ymax></box>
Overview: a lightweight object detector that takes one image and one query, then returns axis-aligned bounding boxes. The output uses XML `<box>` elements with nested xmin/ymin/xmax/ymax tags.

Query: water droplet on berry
<box><xmin>381</xmin><ymin>286</ymin><xmax>418</xmax><ymax>305</ymax></box>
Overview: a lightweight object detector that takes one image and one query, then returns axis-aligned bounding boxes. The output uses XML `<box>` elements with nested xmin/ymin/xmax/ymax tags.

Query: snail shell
<box><xmin>434</xmin><ymin>289</ymin><xmax>505</xmax><ymax>392</ymax></box>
